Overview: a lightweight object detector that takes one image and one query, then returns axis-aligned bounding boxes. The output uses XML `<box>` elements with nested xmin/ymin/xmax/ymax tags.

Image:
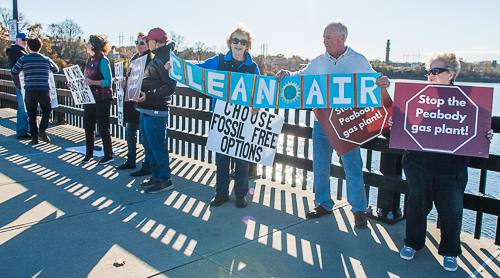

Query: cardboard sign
<box><xmin>206</xmin><ymin>100</ymin><xmax>284</xmax><ymax>166</ymax></box>
<box><xmin>126</xmin><ymin>55</ymin><xmax>147</xmax><ymax>100</ymax></box>
<box><xmin>63</xmin><ymin>65</ymin><xmax>96</xmax><ymax>105</ymax></box>
<box><xmin>169</xmin><ymin>53</ymin><xmax>383</xmax><ymax>109</ymax></box>
<box><xmin>314</xmin><ymin>89</ymin><xmax>393</xmax><ymax>156</ymax></box>
<box><xmin>114</xmin><ymin>61</ymin><xmax>124</xmax><ymax>127</ymax></box>
<box><xmin>389</xmin><ymin>83</ymin><xmax>493</xmax><ymax>158</ymax></box>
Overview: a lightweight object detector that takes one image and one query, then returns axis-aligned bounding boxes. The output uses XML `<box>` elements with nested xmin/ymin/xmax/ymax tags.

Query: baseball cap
<box><xmin>143</xmin><ymin>28</ymin><xmax>167</xmax><ymax>41</ymax></box>
<box><xmin>16</xmin><ymin>33</ymin><xmax>27</xmax><ymax>39</ymax></box>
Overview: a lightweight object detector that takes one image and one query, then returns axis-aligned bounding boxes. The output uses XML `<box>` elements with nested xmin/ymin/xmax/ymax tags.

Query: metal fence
<box><xmin>0</xmin><ymin>69</ymin><xmax>499</xmax><ymax>245</ymax></box>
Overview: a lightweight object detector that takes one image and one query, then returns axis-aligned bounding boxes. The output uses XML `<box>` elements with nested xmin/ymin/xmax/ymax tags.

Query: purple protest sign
<box><xmin>389</xmin><ymin>83</ymin><xmax>493</xmax><ymax>158</ymax></box>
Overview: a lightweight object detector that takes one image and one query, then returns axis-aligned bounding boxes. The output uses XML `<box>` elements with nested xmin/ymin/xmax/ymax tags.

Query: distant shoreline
<box><xmin>385</xmin><ymin>73</ymin><xmax>500</xmax><ymax>84</ymax></box>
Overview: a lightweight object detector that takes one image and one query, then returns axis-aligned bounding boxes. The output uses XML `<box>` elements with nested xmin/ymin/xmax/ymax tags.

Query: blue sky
<box><xmin>4</xmin><ymin>0</ymin><xmax>500</xmax><ymax>63</ymax></box>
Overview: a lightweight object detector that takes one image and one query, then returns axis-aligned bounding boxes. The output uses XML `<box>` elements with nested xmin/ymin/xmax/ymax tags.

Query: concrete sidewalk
<box><xmin>0</xmin><ymin>107</ymin><xmax>498</xmax><ymax>278</ymax></box>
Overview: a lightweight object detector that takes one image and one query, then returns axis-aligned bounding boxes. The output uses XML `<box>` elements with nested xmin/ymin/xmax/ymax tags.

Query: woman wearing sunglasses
<box><xmin>165</xmin><ymin>24</ymin><xmax>259</xmax><ymax>208</ymax></box>
<box><xmin>394</xmin><ymin>53</ymin><xmax>493</xmax><ymax>272</ymax></box>
<box><xmin>115</xmin><ymin>32</ymin><xmax>153</xmax><ymax>175</ymax></box>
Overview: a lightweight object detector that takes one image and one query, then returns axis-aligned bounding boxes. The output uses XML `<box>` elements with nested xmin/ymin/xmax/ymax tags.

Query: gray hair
<box><xmin>427</xmin><ymin>52</ymin><xmax>461</xmax><ymax>83</ymax></box>
<box><xmin>325</xmin><ymin>20</ymin><xmax>348</xmax><ymax>40</ymax></box>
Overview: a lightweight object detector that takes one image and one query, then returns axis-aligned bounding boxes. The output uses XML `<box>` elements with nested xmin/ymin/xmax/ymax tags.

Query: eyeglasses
<box><xmin>231</xmin><ymin>38</ymin><xmax>248</xmax><ymax>46</ymax></box>
<box><xmin>135</xmin><ymin>41</ymin><xmax>145</xmax><ymax>45</ymax></box>
<box><xmin>425</xmin><ymin>68</ymin><xmax>449</xmax><ymax>76</ymax></box>
<box><xmin>21</xmin><ymin>39</ymin><xmax>27</xmax><ymax>41</ymax></box>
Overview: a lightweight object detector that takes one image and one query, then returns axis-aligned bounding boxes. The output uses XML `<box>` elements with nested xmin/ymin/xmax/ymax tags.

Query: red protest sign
<box><xmin>389</xmin><ymin>83</ymin><xmax>492</xmax><ymax>158</ymax></box>
<box><xmin>314</xmin><ymin>89</ymin><xmax>393</xmax><ymax>156</ymax></box>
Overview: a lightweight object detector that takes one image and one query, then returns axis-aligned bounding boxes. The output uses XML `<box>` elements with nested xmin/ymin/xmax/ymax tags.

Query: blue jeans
<box><xmin>403</xmin><ymin>155</ymin><xmax>467</xmax><ymax>257</ymax></box>
<box><xmin>216</xmin><ymin>153</ymin><xmax>249</xmax><ymax>197</ymax></box>
<box><xmin>312</xmin><ymin>121</ymin><xmax>367</xmax><ymax>212</ymax></box>
<box><xmin>16</xmin><ymin>89</ymin><xmax>29</xmax><ymax>136</ymax></box>
<box><xmin>140</xmin><ymin>113</ymin><xmax>170</xmax><ymax>181</ymax></box>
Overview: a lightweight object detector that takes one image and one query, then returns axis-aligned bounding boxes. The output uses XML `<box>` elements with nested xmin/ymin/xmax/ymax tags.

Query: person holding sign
<box><xmin>166</xmin><ymin>24</ymin><xmax>259</xmax><ymax>208</ymax></box>
<box><xmin>276</xmin><ymin>20</ymin><xmax>390</xmax><ymax>228</ymax></box>
<box><xmin>115</xmin><ymin>32</ymin><xmax>153</xmax><ymax>175</ymax></box>
<box><xmin>393</xmin><ymin>53</ymin><xmax>493</xmax><ymax>272</ymax></box>
<box><xmin>10</xmin><ymin>37</ymin><xmax>59</xmax><ymax>145</ymax></box>
<box><xmin>133</xmin><ymin>27</ymin><xmax>177</xmax><ymax>194</ymax></box>
<box><xmin>81</xmin><ymin>35</ymin><xmax>114</xmax><ymax>165</ymax></box>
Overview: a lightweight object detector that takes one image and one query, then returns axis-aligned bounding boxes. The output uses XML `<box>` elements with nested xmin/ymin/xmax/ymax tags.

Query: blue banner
<box><xmin>169</xmin><ymin>53</ymin><xmax>382</xmax><ymax>108</ymax></box>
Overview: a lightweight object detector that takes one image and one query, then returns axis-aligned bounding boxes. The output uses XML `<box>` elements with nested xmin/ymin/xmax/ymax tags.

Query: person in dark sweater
<box><xmin>6</xmin><ymin>32</ymin><xmax>29</xmax><ymax>138</ymax></box>
<box><xmin>392</xmin><ymin>53</ymin><xmax>493</xmax><ymax>272</ymax></box>
<box><xmin>81</xmin><ymin>35</ymin><xmax>114</xmax><ymax>165</ymax></box>
<box><xmin>11</xmin><ymin>37</ymin><xmax>59</xmax><ymax>145</ymax></box>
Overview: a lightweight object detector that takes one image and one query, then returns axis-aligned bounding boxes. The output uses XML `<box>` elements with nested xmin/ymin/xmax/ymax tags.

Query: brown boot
<box><xmin>39</xmin><ymin>131</ymin><xmax>51</xmax><ymax>143</ymax></box>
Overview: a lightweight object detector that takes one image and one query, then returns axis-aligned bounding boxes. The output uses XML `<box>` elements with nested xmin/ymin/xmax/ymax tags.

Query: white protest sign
<box><xmin>49</xmin><ymin>72</ymin><xmax>58</xmax><ymax>108</ymax></box>
<box><xmin>8</xmin><ymin>19</ymin><xmax>16</xmax><ymax>42</ymax></box>
<box><xmin>114</xmin><ymin>61</ymin><xmax>124</xmax><ymax>127</ymax></box>
<box><xmin>63</xmin><ymin>65</ymin><xmax>95</xmax><ymax>105</ymax></box>
<box><xmin>206</xmin><ymin>100</ymin><xmax>284</xmax><ymax>166</ymax></box>
<box><xmin>126</xmin><ymin>55</ymin><xmax>147</xmax><ymax>100</ymax></box>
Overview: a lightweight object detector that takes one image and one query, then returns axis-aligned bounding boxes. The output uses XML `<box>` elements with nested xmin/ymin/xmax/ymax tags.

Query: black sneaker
<box><xmin>98</xmin><ymin>156</ymin><xmax>114</xmax><ymax>165</ymax></box>
<box><xmin>236</xmin><ymin>196</ymin><xmax>247</xmax><ymax>208</ymax></box>
<box><xmin>81</xmin><ymin>156</ymin><xmax>94</xmax><ymax>164</ymax></box>
<box><xmin>115</xmin><ymin>163</ymin><xmax>136</xmax><ymax>170</ymax></box>
<box><xmin>306</xmin><ymin>205</ymin><xmax>333</xmax><ymax>219</ymax></box>
<box><xmin>130</xmin><ymin>169</ymin><xmax>152</xmax><ymax>177</ymax></box>
<box><xmin>145</xmin><ymin>180</ymin><xmax>174</xmax><ymax>194</ymax></box>
<box><xmin>17</xmin><ymin>133</ymin><xmax>31</xmax><ymax>139</ymax></box>
<box><xmin>31</xmin><ymin>137</ymin><xmax>39</xmax><ymax>145</ymax></box>
<box><xmin>210</xmin><ymin>195</ymin><xmax>230</xmax><ymax>207</ymax></box>
<box><xmin>354</xmin><ymin>211</ymin><xmax>367</xmax><ymax>229</ymax></box>
<box><xmin>140</xmin><ymin>177</ymin><xmax>159</xmax><ymax>187</ymax></box>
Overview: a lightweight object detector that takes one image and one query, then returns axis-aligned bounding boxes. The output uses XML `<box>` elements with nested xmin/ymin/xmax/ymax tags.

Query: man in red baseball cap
<box><xmin>133</xmin><ymin>27</ymin><xmax>177</xmax><ymax>194</ymax></box>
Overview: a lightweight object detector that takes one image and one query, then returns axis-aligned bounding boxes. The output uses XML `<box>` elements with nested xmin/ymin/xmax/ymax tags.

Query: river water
<box><xmin>263</xmin><ymin>79</ymin><xmax>500</xmax><ymax>239</ymax></box>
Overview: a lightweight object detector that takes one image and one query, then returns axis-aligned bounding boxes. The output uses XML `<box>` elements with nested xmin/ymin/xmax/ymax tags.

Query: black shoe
<box><xmin>39</xmin><ymin>132</ymin><xmax>51</xmax><ymax>143</ymax></box>
<box><xmin>115</xmin><ymin>163</ymin><xmax>136</xmax><ymax>170</ymax></box>
<box><xmin>145</xmin><ymin>180</ymin><xmax>174</xmax><ymax>194</ymax></box>
<box><xmin>31</xmin><ymin>137</ymin><xmax>39</xmax><ymax>145</ymax></box>
<box><xmin>81</xmin><ymin>156</ymin><xmax>94</xmax><ymax>164</ymax></box>
<box><xmin>210</xmin><ymin>195</ymin><xmax>230</xmax><ymax>207</ymax></box>
<box><xmin>140</xmin><ymin>177</ymin><xmax>159</xmax><ymax>187</ymax></box>
<box><xmin>236</xmin><ymin>196</ymin><xmax>247</xmax><ymax>208</ymax></box>
<box><xmin>354</xmin><ymin>211</ymin><xmax>367</xmax><ymax>229</ymax></box>
<box><xmin>130</xmin><ymin>169</ymin><xmax>152</xmax><ymax>177</ymax></box>
<box><xmin>17</xmin><ymin>133</ymin><xmax>31</xmax><ymax>139</ymax></box>
<box><xmin>306</xmin><ymin>205</ymin><xmax>333</xmax><ymax>219</ymax></box>
<box><xmin>98</xmin><ymin>156</ymin><xmax>114</xmax><ymax>165</ymax></box>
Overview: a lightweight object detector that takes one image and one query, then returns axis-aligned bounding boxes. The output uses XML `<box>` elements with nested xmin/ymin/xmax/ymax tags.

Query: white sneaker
<box><xmin>400</xmin><ymin>245</ymin><xmax>417</xmax><ymax>260</ymax></box>
<box><xmin>443</xmin><ymin>256</ymin><xmax>458</xmax><ymax>272</ymax></box>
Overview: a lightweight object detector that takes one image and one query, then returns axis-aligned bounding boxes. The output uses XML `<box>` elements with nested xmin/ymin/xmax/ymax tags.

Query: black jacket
<box><xmin>138</xmin><ymin>42</ymin><xmax>176</xmax><ymax>111</ymax></box>
<box><xmin>6</xmin><ymin>44</ymin><xmax>27</xmax><ymax>69</ymax></box>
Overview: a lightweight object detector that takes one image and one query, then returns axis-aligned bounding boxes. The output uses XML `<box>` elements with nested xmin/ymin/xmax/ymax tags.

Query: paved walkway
<box><xmin>0</xmin><ymin>107</ymin><xmax>499</xmax><ymax>278</ymax></box>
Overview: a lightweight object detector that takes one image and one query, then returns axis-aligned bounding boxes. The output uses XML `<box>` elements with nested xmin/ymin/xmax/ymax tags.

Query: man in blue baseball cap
<box><xmin>6</xmin><ymin>32</ymin><xmax>29</xmax><ymax>138</ymax></box>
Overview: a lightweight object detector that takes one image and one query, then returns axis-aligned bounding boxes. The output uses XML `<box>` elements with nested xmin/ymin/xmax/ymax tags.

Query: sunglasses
<box><xmin>425</xmin><ymin>68</ymin><xmax>449</xmax><ymax>76</ymax></box>
<box><xmin>135</xmin><ymin>41</ymin><xmax>145</xmax><ymax>45</ymax></box>
<box><xmin>231</xmin><ymin>38</ymin><xmax>248</xmax><ymax>46</ymax></box>
<box><xmin>21</xmin><ymin>38</ymin><xmax>27</xmax><ymax>41</ymax></box>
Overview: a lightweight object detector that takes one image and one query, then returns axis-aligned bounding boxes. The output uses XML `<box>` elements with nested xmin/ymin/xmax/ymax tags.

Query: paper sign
<box><xmin>114</xmin><ymin>61</ymin><xmax>124</xmax><ymax>127</ymax></box>
<box><xmin>206</xmin><ymin>100</ymin><xmax>284</xmax><ymax>166</ymax></box>
<box><xmin>314</xmin><ymin>89</ymin><xmax>393</xmax><ymax>156</ymax></box>
<box><xmin>126</xmin><ymin>55</ymin><xmax>147</xmax><ymax>100</ymax></box>
<box><xmin>48</xmin><ymin>72</ymin><xmax>58</xmax><ymax>108</ymax></box>
<box><xmin>63</xmin><ymin>65</ymin><xmax>95</xmax><ymax>105</ymax></box>
<box><xmin>389</xmin><ymin>83</ymin><xmax>493</xmax><ymax>158</ymax></box>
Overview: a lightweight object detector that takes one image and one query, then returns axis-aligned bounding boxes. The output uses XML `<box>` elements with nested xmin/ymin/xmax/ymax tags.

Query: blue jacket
<box><xmin>198</xmin><ymin>51</ymin><xmax>260</xmax><ymax>110</ymax></box>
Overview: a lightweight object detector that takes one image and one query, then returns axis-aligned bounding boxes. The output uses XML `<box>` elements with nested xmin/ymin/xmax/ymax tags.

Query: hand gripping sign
<box><xmin>63</xmin><ymin>65</ymin><xmax>96</xmax><ymax>105</ymax></box>
<box><xmin>389</xmin><ymin>83</ymin><xmax>493</xmax><ymax>158</ymax></box>
<box><xmin>206</xmin><ymin>100</ymin><xmax>284</xmax><ymax>166</ymax></box>
<box><xmin>314</xmin><ymin>88</ymin><xmax>393</xmax><ymax>156</ymax></box>
<box><xmin>168</xmin><ymin>53</ymin><xmax>383</xmax><ymax>109</ymax></box>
